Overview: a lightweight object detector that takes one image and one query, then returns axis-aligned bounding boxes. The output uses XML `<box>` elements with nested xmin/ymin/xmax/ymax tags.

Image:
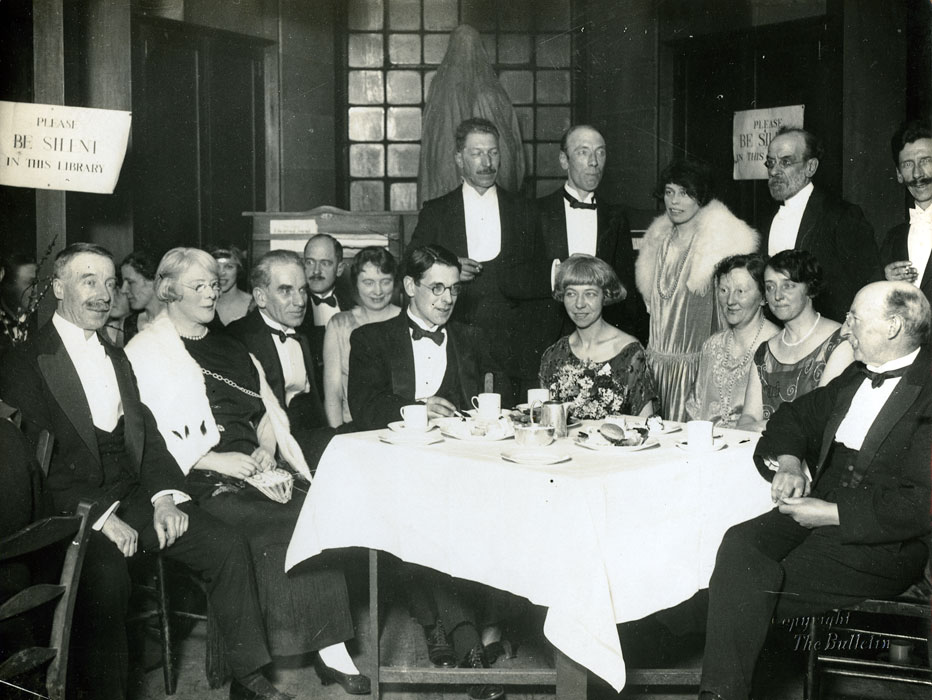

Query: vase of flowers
<box><xmin>546</xmin><ymin>360</ymin><xmax>628</xmax><ymax>420</ymax></box>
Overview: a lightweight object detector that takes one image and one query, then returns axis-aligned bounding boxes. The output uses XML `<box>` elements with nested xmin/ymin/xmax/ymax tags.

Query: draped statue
<box><xmin>417</xmin><ymin>25</ymin><xmax>526</xmax><ymax>206</ymax></box>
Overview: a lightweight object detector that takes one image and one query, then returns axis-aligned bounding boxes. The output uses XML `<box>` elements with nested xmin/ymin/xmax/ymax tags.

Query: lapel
<box><xmin>540</xmin><ymin>189</ymin><xmax>569</xmax><ymax>259</ymax></box>
<box><xmin>388</xmin><ymin>314</ymin><xmax>417</xmax><ymax>401</ymax></box>
<box><xmin>496</xmin><ymin>186</ymin><xmax>513</xmax><ymax>243</ymax></box>
<box><xmin>595</xmin><ymin>195</ymin><xmax>619</xmax><ymax>260</ymax></box>
<box><xmin>296</xmin><ymin>331</ymin><xmax>318</xmax><ymax>397</ymax></box>
<box><xmin>855</xmin><ymin>350</ymin><xmax>927</xmax><ymax>475</ymax></box>
<box><xmin>795</xmin><ymin>187</ymin><xmax>824</xmax><ymax>252</ymax></box>
<box><xmin>256</xmin><ymin>318</ymin><xmax>288</xmax><ymax>402</ymax></box>
<box><xmin>103</xmin><ymin>339</ymin><xmax>143</xmax><ymax>470</ymax></box>
<box><xmin>443</xmin><ymin>323</ymin><xmax>471</xmax><ymax>408</ymax></box>
<box><xmin>448</xmin><ymin>186</ymin><xmax>469</xmax><ymax>256</ymax></box>
<box><xmin>36</xmin><ymin>325</ymin><xmax>98</xmax><ymax>461</ymax></box>
<box><xmin>814</xmin><ymin>365</ymin><xmax>863</xmax><ymax>478</ymax></box>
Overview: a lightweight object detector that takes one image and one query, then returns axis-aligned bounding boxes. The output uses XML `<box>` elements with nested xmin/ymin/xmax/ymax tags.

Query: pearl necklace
<box><xmin>179</xmin><ymin>328</ymin><xmax>208</xmax><ymax>341</ymax></box>
<box><xmin>718</xmin><ymin>315</ymin><xmax>766</xmax><ymax>420</ymax></box>
<box><xmin>781</xmin><ymin>312</ymin><xmax>821</xmax><ymax>347</ymax></box>
<box><xmin>656</xmin><ymin>226</ymin><xmax>695</xmax><ymax>301</ymax></box>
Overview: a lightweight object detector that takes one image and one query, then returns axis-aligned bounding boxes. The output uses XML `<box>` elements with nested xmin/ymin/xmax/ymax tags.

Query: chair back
<box><xmin>0</xmin><ymin>498</ymin><xmax>94</xmax><ymax>700</ymax></box>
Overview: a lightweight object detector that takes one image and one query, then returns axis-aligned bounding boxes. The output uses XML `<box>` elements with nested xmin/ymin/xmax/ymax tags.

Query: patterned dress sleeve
<box><xmin>538</xmin><ymin>337</ymin><xmax>570</xmax><ymax>390</ymax></box>
<box><xmin>611</xmin><ymin>342</ymin><xmax>659</xmax><ymax>415</ymax></box>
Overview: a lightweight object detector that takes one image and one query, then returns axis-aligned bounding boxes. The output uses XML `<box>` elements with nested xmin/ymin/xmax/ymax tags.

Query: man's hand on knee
<box><xmin>153</xmin><ymin>496</ymin><xmax>190</xmax><ymax>550</ymax></box>
<box><xmin>100</xmin><ymin>513</ymin><xmax>139</xmax><ymax>557</ymax></box>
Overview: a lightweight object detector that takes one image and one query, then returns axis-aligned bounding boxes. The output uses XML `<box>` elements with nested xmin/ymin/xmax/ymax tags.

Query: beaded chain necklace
<box><xmin>781</xmin><ymin>312</ymin><xmax>821</xmax><ymax>347</ymax></box>
<box><xmin>656</xmin><ymin>226</ymin><xmax>695</xmax><ymax>301</ymax></box>
<box><xmin>717</xmin><ymin>315</ymin><xmax>766</xmax><ymax>421</ymax></box>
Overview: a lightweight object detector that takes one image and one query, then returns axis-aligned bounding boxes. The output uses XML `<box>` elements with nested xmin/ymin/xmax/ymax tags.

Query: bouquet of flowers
<box><xmin>547</xmin><ymin>360</ymin><xmax>628</xmax><ymax>420</ymax></box>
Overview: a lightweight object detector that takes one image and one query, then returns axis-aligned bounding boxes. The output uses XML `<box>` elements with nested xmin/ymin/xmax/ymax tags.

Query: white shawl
<box><xmin>125</xmin><ymin>316</ymin><xmax>311</xmax><ymax>481</ymax></box>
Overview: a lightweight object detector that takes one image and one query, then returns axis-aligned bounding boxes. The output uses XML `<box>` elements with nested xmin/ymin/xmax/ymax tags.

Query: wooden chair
<box><xmin>804</xmin><ymin>560</ymin><xmax>932</xmax><ymax>699</ymax></box>
<box><xmin>0</xmin><ymin>430</ymin><xmax>93</xmax><ymax>700</ymax></box>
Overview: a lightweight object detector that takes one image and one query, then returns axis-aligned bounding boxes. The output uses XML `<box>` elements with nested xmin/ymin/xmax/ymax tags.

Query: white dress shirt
<box><xmin>768</xmin><ymin>182</ymin><xmax>814</xmax><ymax>256</ymax></box>
<box><xmin>311</xmin><ymin>289</ymin><xmax>341</xmax><ymax>327</ymax></box>
<box><xmin>834</xmin><ymin>348</ymin><xmax>920</xmax><ymax>450</ymax></box>
<box><xmin>408</xmin><ymin>309</ymin><xmax>448</xmax><ymax>401</ymax></box>
<box><xmin>563</xmin><ymin>184</ymin><xmax>598</xmax><ymax>256</ymax></box>
<box><xmin>462</xmin><ymin>183</ymin><xmax>501</xmax><ymax>262</ymax></box>
<box><xmin>259</xmin><ymin>310</ymin><xmax>310</xmax><ymax>406</ymax></box>
<box><xmin>907</xmin><ymin>205</ymin><xmax>932</xmax><ymax>287</ymax></box>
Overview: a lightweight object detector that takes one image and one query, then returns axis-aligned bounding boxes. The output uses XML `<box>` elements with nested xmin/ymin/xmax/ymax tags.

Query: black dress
<box><xmin>182</xmin><ymin>332</ymin><xmax>353</xmax><ymax>656</ymax></box>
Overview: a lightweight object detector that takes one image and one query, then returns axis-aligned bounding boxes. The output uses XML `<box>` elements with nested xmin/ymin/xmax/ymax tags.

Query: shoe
<box><xmin>313</xmin><ymin>656</ymin><xmax>372</xmax><ymax>695</ymax></box>
<box><xmin>461</xmin><ymin>644</ymin><xmax>504</xmax><ymax>700</ymax></box>
<box><xmin>425</xmin><ymin>620</ymin><xmax>457</xmax><ymax>668</ymax></box>
<box><xmin>483</xmin><ymin>637</ymin><xmax>516</xmax><ymax>664</ymax></box>
<box><xmin>229</xmin><ymin>674</ymin><xmax>294</xmax><ymax>700</ymax></box>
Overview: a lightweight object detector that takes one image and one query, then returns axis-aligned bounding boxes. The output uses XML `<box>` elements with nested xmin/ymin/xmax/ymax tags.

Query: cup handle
<box><xmin>400</xmin><ymin>406</ymin><xmax>407</xmax><ymax>421</ymax></box>
<box><xmin>471</xmin><ymin>396</ymin><xmax>480</xmax><ymax>410</ymax></box>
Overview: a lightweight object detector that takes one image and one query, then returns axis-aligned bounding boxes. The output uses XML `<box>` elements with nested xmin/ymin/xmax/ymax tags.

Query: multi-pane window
<box><xmin>344</xmin><ymin>0</ymin><xmax>574</xmax><ymax>212</ymax></box>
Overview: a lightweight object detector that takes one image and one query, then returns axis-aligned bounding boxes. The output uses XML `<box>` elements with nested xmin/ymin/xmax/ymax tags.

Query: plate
<box><xmin>378</xmin><ymin>431</ymin><xmax>444</xmax><ymax>446</ymax></box>
<box><xmin>574</xmin><ymin>437</ymin><xmax>660</xmax><ymax>452</ymax></box>
<box><xmin>465</xmin><ymin>408</ymin><xmax>510</xmax><ymax>420</ymax></box>
<box><xmin>675</xmin><ymin>438</ymin><xmax>727</xmax><ymax>453</ymax></box>
<box><xmin>501</xmin><ymin>449</ymin><xmax>571</xmax><ymax>465</ymax></box>
<box><xmin>435</xmin><ymin>417</ymin><xmax>515</xmax><ymax>442</ymax></box>
<box><xmin>388</xmin><ymin>420</ymin><xmax>438</xmax><ymax>434</ymax></box>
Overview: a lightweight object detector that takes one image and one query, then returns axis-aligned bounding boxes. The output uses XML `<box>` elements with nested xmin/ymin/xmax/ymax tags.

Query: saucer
<box><xmin>378</xmin><ymin>430</ymin><xmax>444</xmax><ymax>446</ymax></box>
<box><xmin>574</xmin><ymin>437</ymin><xmax>660</xmax><ymax>453</ymax></box>
<box><xmin>501</xmin><ymin>449</ymin><xmax>571</xmax><ymax>465</ymax></box>
<box><xmin>388</xmin><ymin>420</ymin><xmax>438</xmax><ymax>434</ymax></box>
<box><xmin>675</xmin><ymin>438</ymin><xmax>727</xmax><ymax>453</ymax></box>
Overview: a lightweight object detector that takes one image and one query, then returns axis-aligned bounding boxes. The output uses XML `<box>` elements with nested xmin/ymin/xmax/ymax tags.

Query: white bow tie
<box><xmin>909</xmin><ymin>207</ymin><xmax>932</xmax><ymax>228</ymax></box>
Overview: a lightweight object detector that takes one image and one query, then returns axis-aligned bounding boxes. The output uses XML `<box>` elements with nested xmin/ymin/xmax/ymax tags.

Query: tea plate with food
<box><xmin>435</xmin><ymin>416</ymin><xmax>515</xmax><ymax>441</ymax></box>
<box><xmin>500</xmin><ymin>449</ymin><xmax>572</xmax><ymax>466</ymax></box>
<box><xmin>574</xmin><ymin>422</ymin><xmax>660</xmax><ymax>452</ymax></box>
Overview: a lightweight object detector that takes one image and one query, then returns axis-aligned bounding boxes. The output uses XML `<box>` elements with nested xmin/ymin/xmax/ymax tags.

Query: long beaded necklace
<box><xmin>656</xmin><ymin>226</ymin><xmax>695</xmax><ymax>301</ymax></box>
<box><xmin>717</xmin><ymin>314</ymin><xmax>766</xmax><ymax>421</ymax></box>
<box><xmin>781</xmin><ymin>312</ymin><xmax>821</xmax><ymax>347</ymax></box>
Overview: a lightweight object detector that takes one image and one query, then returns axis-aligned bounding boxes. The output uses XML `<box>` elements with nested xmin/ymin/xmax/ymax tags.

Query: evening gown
<box><xmin>326</xmin><ymin>310</ymin><xmax>360</xmax><ymax>425</ymax></box>
<box><xmin>754</xmin><ymin>328</ymin><xmax>846</xmax><ymax>421</ymax></box>
<box><xmin>538</xmin><ymin>336</ymin><xmax>657</xmax><ymax>418</ymax></box>
<box><xmin>182</xmin><ymin>332</ymin><xmax>353</xmax><ymax>656</ymax></box>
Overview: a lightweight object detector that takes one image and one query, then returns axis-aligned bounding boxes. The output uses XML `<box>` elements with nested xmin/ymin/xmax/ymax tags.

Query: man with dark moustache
<box><xmin>760</xmin><ymin>126</ymin><xmax>877</xmax><ymax>322</ymax></box>
<box><xmin>880</xmin><ymin>119</ymin><xmax>932</xmax><ymax>305</ymax></box>
<box><xmin>698</xmin><ymin>281</ymin><xmax>931</xmax><ymax>700</ymax></box>
<box><xmin>0</xmin><ymin>243</ymin><xmax>291</xmax><ymax>700</ymax></box>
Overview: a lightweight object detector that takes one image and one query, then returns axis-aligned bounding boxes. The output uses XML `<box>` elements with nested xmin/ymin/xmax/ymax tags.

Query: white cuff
<box><xmin>92</xmin><ymin>500</ymin><xmax>120</xmax><ymax>531</ymax></box>
<box><xmin>151</xmin><ymin>489</ymin><xmax>192</xmax><ymax>507</ymax></box>
<box><xmin>550</xmin><ymin>259</ymin><xmax>561</xmax><ymax>291</ymax></box>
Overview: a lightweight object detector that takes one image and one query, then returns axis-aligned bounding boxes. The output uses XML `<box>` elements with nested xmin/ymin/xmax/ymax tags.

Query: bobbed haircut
<box><xmin>251</xmin><ymin>249</ymin><xmax>303</xmax><ymax>289</ymax></box>
<box><xmin>553</xmin><ymin>254</ymin><xmax>626</xmax><ymax>305</ymax></box>
<box><xmin>209</xmin><ymin>243</ymin><xmax>245</xmax><ymax>269</ymax></box>
<box><xmin>885</xmin><ymin>285</ymin><xmax>931</xmax><ymax>346</ymax></box>
<box><xmin>155</xmin><ymin>247</ymin><xmax>219</xmax><ymax>303</ymax></box>
<box><xmin>304</xmin><ymin>233</ymin><xmax>344</xmax><ymax>265</ymax></box>
<box><xmin>402</xmin><ymin>244</ymin><xmax>461</xmax><ymax>284</ymax></box>
<box><xmin>54</xmin><ymin>243</ymin><xmax>113</xmax><ymax>281</ymax></box>
<box><xmin>120</xmin><ymin>249</ymin><xmax>160</xmax><ymax>281</ymax></box>
<box><xmin>653</xmin><ymin>159</ymin><xmax>714</xmax><ymax>207</ymax></box>
<box><xmin>765</xmin><ymin>249</ymin><xmax>825</xmax><ymax>298</ymax></box>
<box><xmin>454</xmin><ymin>117</ymin><xmax>499</xmax><ymax>152</ymax></box>
<box><xmin>890</xmin><ymin>119</ymin><xmax>932</xmax><ymax>166</ymax></box>
<box><xmin>774</xmin><ymin>126</ymin><xmax>824</xmax><ymax>162</ymax></box>
<box><xmin>351</xmin><ymin>246</ymin><xmax>397</xmax><ymax>286</ymax></box>
<box><xmin>714</xmin><ymin>253</ymin><xmax>767</xmax><ymax>297</ymax></box>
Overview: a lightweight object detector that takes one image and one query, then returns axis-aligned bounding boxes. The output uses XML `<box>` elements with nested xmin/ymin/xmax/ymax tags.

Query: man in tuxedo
<box><xmin>410</xmin><ymin>117</ymin><xmax>531</xmax><ymax>399</ymax></box>
<box><xmin>348</xmin><ymin>244</ymin><xmax>506</xmax><ymax>700</ymax></box>
<box><xmin>0</xmin><ymin>243</ymin><xmax>289</xmax><ymax>700</ymax></box>
<box><xmin>227</xmin><ymin>249</ymin><xmax>335</xmax><ymax>467</ymax></box>
<box><xmin>761</xmin><ymin>126</ymin><xmax>877</xmax><ymax>322</ymax></box>
<box><xmin>301</xmin><ymin>233</ymin><xmax>353</xmax><ymax>398</ymax></box>
<box><xmin>880</xmin><ymin>119</ymin><xmax>932</xmax><ymax>304</ymax></box>
<box><xmin>698</xmin><ymin>280</ymin><xmax>932</xmax><ymax>700</ymax></box>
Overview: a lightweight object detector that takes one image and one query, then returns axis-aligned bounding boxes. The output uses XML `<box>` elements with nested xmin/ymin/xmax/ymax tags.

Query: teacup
<box><xmin>400</xmin><ymin>404</ymin><xmax>428</xmax><ymax>432</ymax></box>
<box><xmin>471</xmin><ymin>393</ymin><xmax>501</xmax><ymax>420</ymax></box>
<box><xmin>527</xmin><ymin>388</ymin><xmax>550</xmax><ymax>406</ymax></box>
<box><xmin>514</xmin><ymin>423</ymin><xmax>555</xmax><ymax>447</ymax></box>
<box><xmin>686</xmin><ymin>420</ymin><xmax>714</xmax><ymax>451</ymax></box>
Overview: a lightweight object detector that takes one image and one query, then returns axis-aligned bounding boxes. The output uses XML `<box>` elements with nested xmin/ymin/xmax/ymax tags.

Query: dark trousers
<box><xmin>70</xmin><ymin>501</ymin><xmax>270</xmax><ymax>700</ymax></box>
<box><xmin>699</xmin><ymin>507</ymin><xmax>927</xmax><ymax>700</ymax></box>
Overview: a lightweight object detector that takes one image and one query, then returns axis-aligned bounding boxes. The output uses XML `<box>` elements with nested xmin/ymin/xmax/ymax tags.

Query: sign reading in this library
<box><xmin>0</xmin><ymin>100</ymin><xmax>131</xmax><ymax>194</ymax></box>
<box><xmin>732</xmin><ymin>105</ymin><xmax>805</xmax><ymax>180</ymax></box>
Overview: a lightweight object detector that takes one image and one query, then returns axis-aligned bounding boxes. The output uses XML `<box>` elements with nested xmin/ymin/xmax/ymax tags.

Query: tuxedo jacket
<box><xmin>298</xmin><ymin>280</ymin><xmax>356</xmax><ymax>400</ymax></box>
<box><xmin>754</xmin><ymin>348</ymin><xmax>932</xmax><ymax>545</ymax></box>
<box><xmin>878</xmin><ymin>222</ymin><xmax>932</xmax><ymax>305</ymax></box>
<box><xmin>347</xmin><ymin>313</ymin><xmax>497</xmax><ymax>431</ymax></box>
<box><xmin>760</xmin><ymin>187</ymin><xmax>878</xmax><ymax>322</ymax></box>
<box><xmin>0</xmin><ymin>321</ymin><xmax>186</xmax><ymax>523</ymax></box>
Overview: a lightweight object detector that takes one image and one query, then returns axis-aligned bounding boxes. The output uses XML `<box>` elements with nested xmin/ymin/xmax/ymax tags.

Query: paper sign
<box><xmin>0</xmin><ymin>101</ymin><xmax>131</xmax><ymax>194</ymax></box>
<box><xmin>732</xmin><ymin>105</ymin><xmax>804</xmax><ymax>180</ymax></box>
<box><xmin>270</xmin><ymin>219</ymin><xmax>318</xmax><ymax>234</ymax></box>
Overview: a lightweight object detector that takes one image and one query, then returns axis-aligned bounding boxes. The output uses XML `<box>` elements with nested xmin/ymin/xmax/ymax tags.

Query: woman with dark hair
<box><xmin>635</xmin><ymin>160</ymin><xmax>759</xmax><ymax>421</ymax></box>
<box><xmin>539</xmin><ymin>254</ymin><xmax>656</xmax><ymax>418</ymax></box>
<box><xmin>685</xmin><ymin>254</ymin><xmax>779</xmax><ymax>427</ymax></box>
<box><xmin>210</xmin><ymin>244</ymin><xmax>254</xmax><ymax>325</ymax></box>
<box><xmin>120</xmin><ymin>250</ymin><xmax>165</xmax><ymax>342</ymax></box>
<box><xmin>323</xmin><ymin>246</ymin><xmax>401</xmax><ymax>427</ymax></box>
<box><xmin>126</xmin><ymin>247</ymin><xmax>370</xmax><ymax>695</ymax></box>
<box><xmin>737</xmin><ymin>249</ymin><xmax>853</xmax><ymax>430</ymax></box>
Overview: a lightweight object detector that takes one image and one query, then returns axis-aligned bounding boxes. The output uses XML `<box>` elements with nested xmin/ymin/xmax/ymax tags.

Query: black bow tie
<box><xmin>861</xmin><ymin>365</ymin><xmax>909</xmax><ymax>388</ymax></box>
<box><xmin>272</xmin><ymin>328</ymin><xmax>296</xmax><ymax>344</ymax></box>
<box><xmin>311</xmin><ymin>294</ymin><xmax>337</xmax><ymax>308</ymax></box>
<box><xmin>563</xmin><ymin>190</ymin><xmax>597</xmax><ymax>210</ymax></box>
<box><xmin>407</xmin><ymin>316</ymin><xmax>445</xmax><ymax>346</ymax></box>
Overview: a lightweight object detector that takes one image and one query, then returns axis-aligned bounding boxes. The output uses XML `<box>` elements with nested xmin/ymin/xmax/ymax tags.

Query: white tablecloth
<box><xmin>285</xmin><ymin>421</ymin><xmax>774</xmax><ymax>692</ymax></box>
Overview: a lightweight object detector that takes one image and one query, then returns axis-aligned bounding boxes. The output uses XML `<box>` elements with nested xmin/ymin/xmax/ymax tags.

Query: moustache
<box><xmin>86</xmin><ymin>302</ymin><xmax>110</xmax><ymax>312</ymax></box>
<box><xmin>476</xmin><ymin>168</ymin><xmax>496</xmax><ymax>175</ymax></box>
<box><xmin>907</xmin><ymin>177</ymin><xmax>932</xmax><ymax>189</ymax></box>
<box><xmin>308</xmin><ymin>274</ymin><xmax>325</xmax><ymax>281</ymax></box>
